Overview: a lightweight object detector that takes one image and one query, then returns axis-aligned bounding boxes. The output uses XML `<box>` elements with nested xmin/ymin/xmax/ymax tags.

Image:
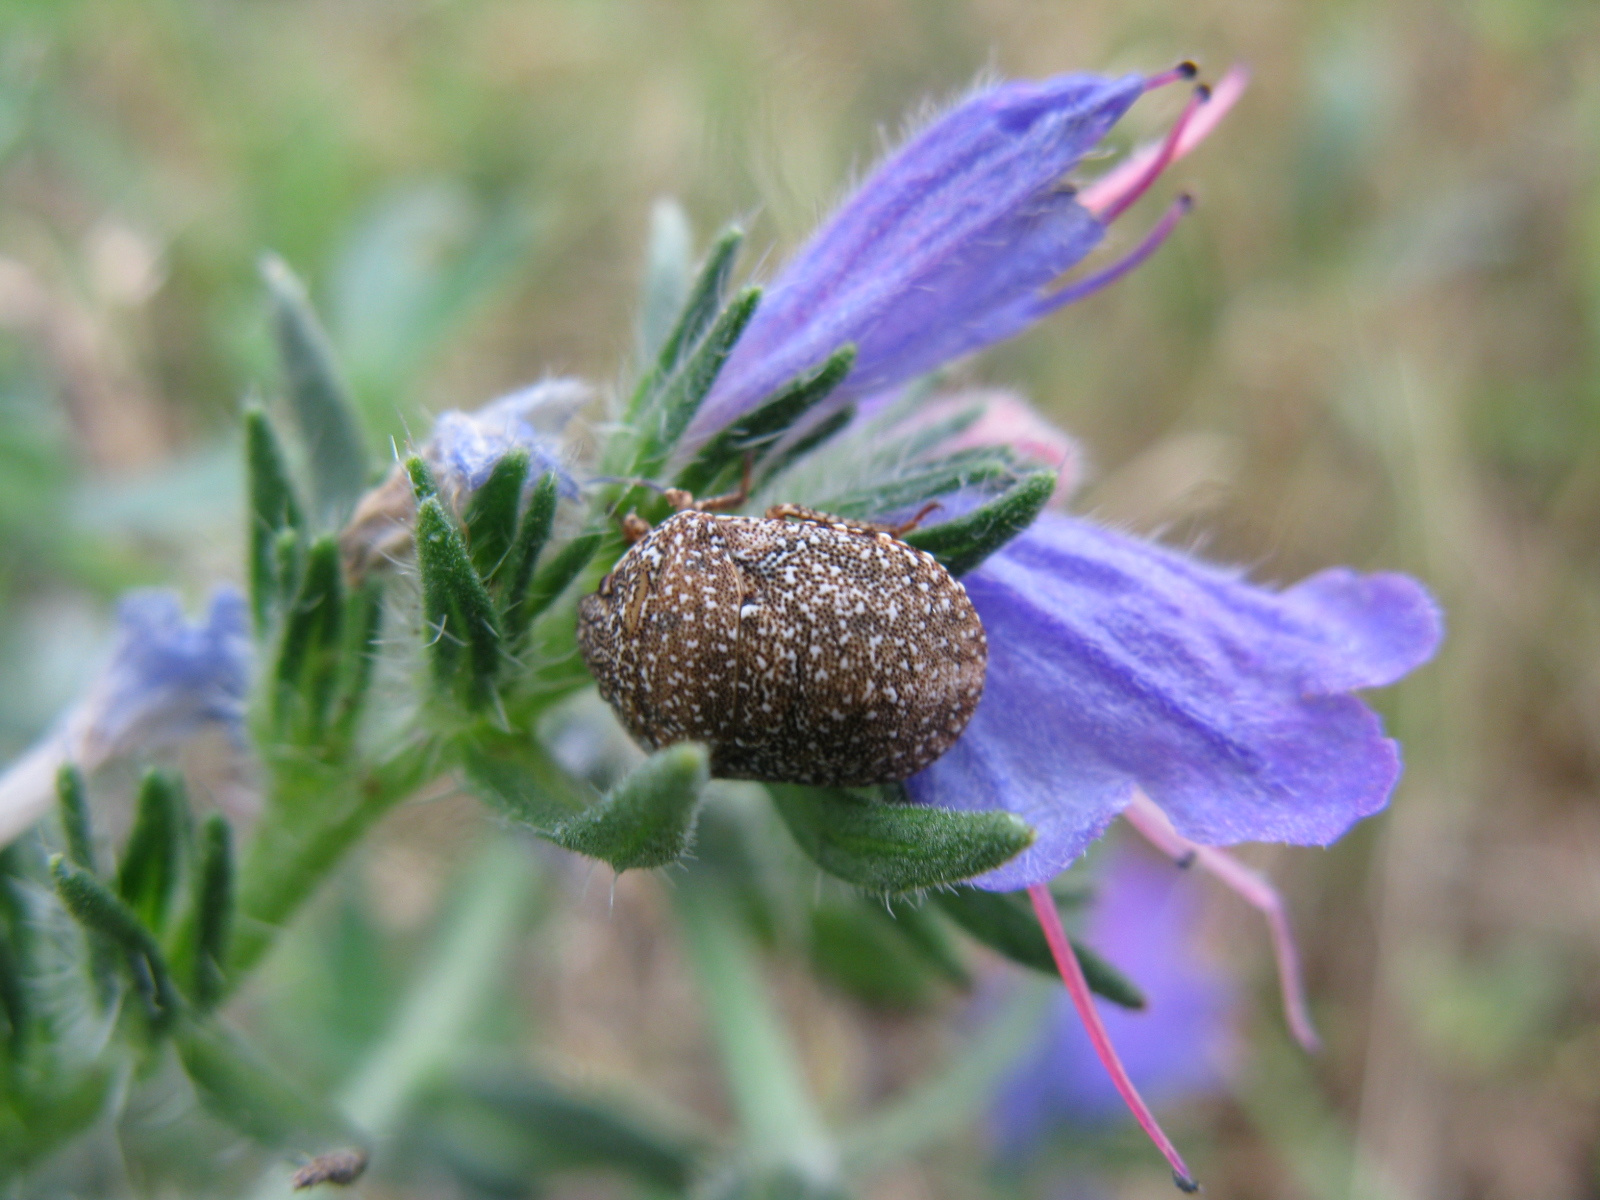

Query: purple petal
<box><xmin>906</xmin><ymin>514</ymin><xmax>1443</xmax><ymax>890</ymax></box>
<box><xmin>80</xmin><ymin>586</ymin><xmax>253</xmax><ymax>762</ymax></box>
<box><xmin>990</xmin><ymin>843</ymin><xmax>1233</xmax><ymax>1156</ymax></box>
<box><xmin>688</xmin><ymin>74</ymin><xmax>1144</xmax><ymax>440</ymax></box>
<box><xmin>428</xmin><ymin>379</ymin><xmax>585</xmax><ymax>498</ymax></box>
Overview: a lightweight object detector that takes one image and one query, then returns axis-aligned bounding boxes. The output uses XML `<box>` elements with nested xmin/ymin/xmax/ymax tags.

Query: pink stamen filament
<box><xmin>1122</xmin><ymin>791</ymin><xmax>1322</xmax><ymax>1053</ymax></box>
<box><xmin>1081</xmin><ymin>64</ymin><xmax>1251</xmax><ymax>220</ymax></box>
<box><xmin>1093</xmin><ymin>85</ymin><xmax>1208</xmax><ymax>226</ymax></box>
<box><xmin>1144</xmin><ymin>61</ymin><xmax>1199</xmax><ymax>92</ymax></box>
<box><xmin>1033</xmin><ymin>193</ymin><xmax>1193</xmax><ymax>318</ymax></box>
<box><xmin>1027</xmin><ymin>883</ymin><xmax>1200</xmax><ymax>1193</ymax></box>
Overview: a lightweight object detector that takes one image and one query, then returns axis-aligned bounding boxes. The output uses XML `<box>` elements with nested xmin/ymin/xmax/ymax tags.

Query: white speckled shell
<box><xmin>578</xmin><ymin>510</ymin><xmax>987</xmax><ymax>786</ymax></box>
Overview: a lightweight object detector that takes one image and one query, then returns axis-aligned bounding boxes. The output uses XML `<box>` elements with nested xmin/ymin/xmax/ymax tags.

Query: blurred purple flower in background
<box><xmin>991</xmin><ymin>843</ymin><xmax>1234</xmax><ymax>1161</ymax></box>
<box><xmin>427</xmin><ymin>378</ymin><xmax>585</xmax><ymax>500</ymax></box>
<box><xmin>0</xmin><ymin>587</ymin><xmax>251</xmax><ymax>845</ymax></box>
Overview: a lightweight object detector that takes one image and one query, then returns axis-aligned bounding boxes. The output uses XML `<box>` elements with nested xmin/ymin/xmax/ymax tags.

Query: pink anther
<box><xmin>1027</xmin><ymin>883</ymin><xmax>1200</xmax><ymax>1193</ymax></box>
<box><xmin>1122</xmin><ymin>790</ymin><xmax>1322</xmax><ymax>1053</ymax></box>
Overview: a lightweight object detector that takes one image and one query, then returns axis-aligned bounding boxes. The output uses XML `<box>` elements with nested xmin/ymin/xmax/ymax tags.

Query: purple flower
<box><xmin>686</xmin><ymin>66</ymin><xmax>1223</xmax><ymax>444</ymax></box>
<box><xmin>342</xmin><ymin>380</ymin><xmax>586</xmax><ymax>576</ymax></box>
<box><xmin>991</xmin><ymin>844</ymin><xmax>1233</xmax><ymax>1160</ymax></box>
<box><xmin>427</xmin><ymin>378</ymin><xmax>585</xmax><ymax>499</ymax></box>
<box><xmin>0</xmin><ymin>587</ymin><xmax>251</xmax><ymax>845</ymax></box>
<box><xmin>904</xmin><ymin>515</ymin><xmax>1442</xmax><ymax>891</ymax></box>
<box><xmin>76</xmin><ymin>588</ymin><xmax>253</xmax><ymax>762</ymax></box>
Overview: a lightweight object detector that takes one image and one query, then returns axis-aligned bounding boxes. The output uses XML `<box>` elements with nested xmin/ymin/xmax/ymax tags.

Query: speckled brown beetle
<box><xmin>577</xmin><ymin>477</ymin><xmax>987</xmax><ymax>787</ymax></box>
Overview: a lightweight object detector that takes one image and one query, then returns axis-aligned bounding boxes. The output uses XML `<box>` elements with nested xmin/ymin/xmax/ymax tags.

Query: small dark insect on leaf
<box><xmin>290</xmin><ymin>1148</ymin><xmax>368</xmax><ymax>1190</ymax></box>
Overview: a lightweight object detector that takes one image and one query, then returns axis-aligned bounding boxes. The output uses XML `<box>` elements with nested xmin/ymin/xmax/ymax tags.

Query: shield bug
<box><xmin>577</xmin><ymin>489</ymin><xmax>987</xmax><ymax>787</ymax></box>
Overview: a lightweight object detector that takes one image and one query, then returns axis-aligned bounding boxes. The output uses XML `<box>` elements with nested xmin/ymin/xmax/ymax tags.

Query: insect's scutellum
<box><xmin>577</xmin><ymin>502</ymin><xmax>987</xmax><ymax>786</ymax></box>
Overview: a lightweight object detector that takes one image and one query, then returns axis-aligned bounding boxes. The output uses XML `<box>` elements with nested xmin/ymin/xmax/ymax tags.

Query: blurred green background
<box><xmin>1</xmin><ymin>0</ymin><xmax>1597</xmax><ymax>1197</ymax></box>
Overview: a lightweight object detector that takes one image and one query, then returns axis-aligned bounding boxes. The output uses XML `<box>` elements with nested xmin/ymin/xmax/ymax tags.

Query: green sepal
<box><xmin>51</xmin><ymin>855</ymin><xmax>181</xmax><ymax>1029</ymax></box>
<box><xmin>542</xmin><ymin>743</ymin><xmax>710</xmax><ymax>871</ymax></box>
<box><xmin>272</xmin><ymin>526</ymin><xmax>303</xmax><ymax>601</ymax></box>
<box><xmin>272</xmin><ymin>533</ymin><xmax>345</xmax><ymax>738</ymax></box>
<box><xmin>55</xmin><ymin>763</ymin><xmax>94</xmax><ymax>872</ymax></box>
<box><xmin>932</xmin><ymin>886</ymin><xmax>1146</xmax><ymax>1010</ymax></box>
<box><xmin>632</xmin><ymin>286</ymin><xmax>761</xmax><ymax>479</ymax></box>
<box><xmin>406</xmin><ymin>452</ymin><xmax>439</xmax><ymax>500</ymax></box>
<box><xmin>189</xmin><ymin>814</ymin><xmax>233</xmax><ymax>1012</ymax></box>
<box><xmin>505</xmin><ymin>529</ymin><xmax>601</xmax><ymax>645</ymax></box>
<box><xmin>637</xmin><ymin>198</ymin><xmax>694</xmax><ymax>367</ymax></box>
<box><xmin>244</xmin><ymin>406</ymin><xmax>306</xmax><ymax>633</ymax></box>
<box><xmin>815</xmin><ymin>448</ymin><xmax>1018</xmax><ymax>522</ymax></box>
<box><xmin>464</xmin><ymin>450</ymin><xmax>530</xmax><ymax>581</ymax></box>
<box><xmin>499</xmin><ymin>470</ymin><xmax>559</xmax><ymax>621</ymax></box>
<box><xmin>117</xmin><ymin>769</ymin><xmax>186</xmax><ymax>935</ymax></box>
<box><xmin>903</xmin><ymin>470</ymin><xmax>1056</xmax><ymax>577</ymax></box>
<box><xmin>416</xmin><ymin>496</ymin><xmax>503</xmax><ymax>710</ymax></box>
<box><xmin>675</xmin><ymin>345</ymin><xmax>856</xmax><ymax>497</ymax></box>
<box><xmin>175</xmin><ymin>1018</ymin><xmax>362</xmax><ymax>1153</ymax></box>
<box><xmin>627</xmin><ymin>225</ymin><xmax>744</xmax><ymax>423</ymax></box>
<box><xmin>767</xmin><ymin>785</ymin><xmax>1034</xmax><ymax>894</ymax></box>
<box><xmin>260</xmin><ymin>253</ymin><xmax>370</xmax><ymax>524</ymax></box>
<box><xmin>329</xmin><ymin>577</ymin><xmax>384</xmax><ymax>748</ymax></box>
<box><xmin>758</xmin><ymin>405</ymin><xmax>856</xmax><ymax>486</ymax></box>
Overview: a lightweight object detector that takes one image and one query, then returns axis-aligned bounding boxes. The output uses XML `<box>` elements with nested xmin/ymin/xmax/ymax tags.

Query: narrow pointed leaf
<box><xmin>758</xmin><ymin>406</ymin><xmax>856</xmax><ymax>486</ymax></box>
<box><xmin>903</xmin><ymin>470</ymin><xmax>1056</xmax><ymax>576</ymax></box>
<box><xmin>330</xmin><ymin>578</ymin><xmax>384</xmax><ymax>746</ymax></box>
<box><xmin>52</xmin><ymin>855</ymin><xmax>181</xmax><ymax>1027</ymax></box>
<box><xmin>545</xmin><ymin>743</ymin><xmax>709</xmax><ymax>871</ymax></box>
<box><xmin>464</xmin><ymin>450</ymin><xmax>530</xmax><ymax>580</ymax></box>
<box><xmin>675</xmin><ymin>344</ymin><xmax>856</xmax><ymax>497</ymax></box>
<box><xmin>505</xmin><ymin>530</ymin><xmax>601</xmax><ymax>644</ymax></box>
<box><xmin>634</xmin><ymin>286</ymin><xmax>761</xmax><ymax>477</ymax></box>
<box><xmin>117</xmin><ymin>770</ymin><xmax>185</xmax><ymax>934</ymax></box>
<box><xmin>768</xmin><ymin>785</ymin><xmax>1034</xmax><ymax>894</ymax></box>
<box><xmin>627</xmin><ymin>225</ymin><xmax>743</xmax><ymax>422</ymax></box>
<box><xmin>56</xmin><ymin>763</ymin><xmax>94</xmax><ymax>872</ymax></box>
<box><xmin>406</xmin><ymin>452</ymin><xmax>438</xmax><ymax>500</ymax></box>
<box><xmin>814</xmin><ymin>449</ymin><xmax>1018</xmax><ymax>522</ymax></box>
<box><xmin>416</xmin><ymin>497</ymin><xmax>502</xmax><ymax>708</ymax></box>
<box><xmin>244</xmin><ymin>406</ymin><xmax>306</xmax><ymax>633</ymax></box>
<box><xmin>261</xmin><ymin>253</ymin><xmax>369</xmax><ymax>523</ymax></box>
<box><xmin>500</xmin><ymin>470</ymin><xmax>559</xmax><ymax>620</ymax></box>
<box><xmin>932</xmin><ymin>886</ymin><xmax>1146</xmax><ymax>1010</ymax></box>
<box><xmin>190</xmin><ymin>814</ymin><xmax>233</xmax><ymax>1011</ymax></box>
<box><xmin>273</xmin><ymin>534</ymin><xmax>345</xmax><ymax>736</ymax></box>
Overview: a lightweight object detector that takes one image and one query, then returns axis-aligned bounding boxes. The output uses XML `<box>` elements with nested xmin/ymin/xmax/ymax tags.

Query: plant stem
<box><xmin>672</xmin><ymin>874</ymin><xmax>837</xmax><ymax>1184</ymax></box>
<box><xmin>229</xmin><ymin>741</ymin><xmax>438</xmax><ymax>982</ymax></box>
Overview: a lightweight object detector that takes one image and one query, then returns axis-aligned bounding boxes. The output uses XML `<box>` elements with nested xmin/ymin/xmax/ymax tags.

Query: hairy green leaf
<box><xmin>261</xmin><ymin>253</ymin><xmax>369</xmax><ymax>524</ymax></box>
<box><xmin>903</xmin><ymin>470</ymin><xmax>1056</xmax><ymax>576</ymax></box>
<box><xmin>768</xmin><ymin>786</ymin><xmax>1034</xmax><ymax>894</ymax></box>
